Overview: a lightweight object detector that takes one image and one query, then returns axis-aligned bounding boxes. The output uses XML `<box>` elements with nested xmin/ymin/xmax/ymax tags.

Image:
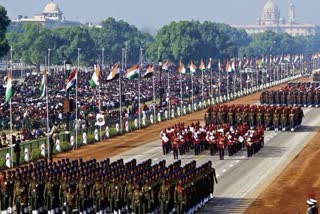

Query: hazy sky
<box><xmin>2</xmin><ymin>0</ymin><xmax>320</xmax><ymax>31</ymax></box>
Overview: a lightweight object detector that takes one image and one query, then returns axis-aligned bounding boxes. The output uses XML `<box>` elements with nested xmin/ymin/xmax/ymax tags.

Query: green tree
<box><xmin>89</xmin><ymin>17</ymin><xmax>153</xmax><ymax>65</ymax></box>
<box><xmin>0</xmin><ymin>5</ymin><xmax>10</xmax><ymax>58</ymax></box>
<box><xmin>52</xmin><ymin>26</ymin><xmax>96</xmax><ymax>65</ymax></box>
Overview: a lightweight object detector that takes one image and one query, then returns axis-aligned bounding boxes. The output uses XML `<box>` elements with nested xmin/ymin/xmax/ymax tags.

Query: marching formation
<box><xmin>260</xmin><ymin>82</ymin><xmax>320</xmax><ymax>107</ymax></box>
<box><xmin>0</xmin><ymin>158</ymin><xmax>217</xmax><ymax>214</ymax></box>
<box><xmin>160</xmin><ymin>121</ymin><xmax>264</xmax><ymax>159</ymax></box>
<box><xmin>205</xmin><ymin>104</ymin><xmax>304</xmax><ymax>132</ymax></box>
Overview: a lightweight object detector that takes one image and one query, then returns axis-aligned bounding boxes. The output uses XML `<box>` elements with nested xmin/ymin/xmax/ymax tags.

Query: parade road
<box><xmin>108</xmin><ymin>107</ymin><xmax>320</xmax><ymax>213</ymax></box>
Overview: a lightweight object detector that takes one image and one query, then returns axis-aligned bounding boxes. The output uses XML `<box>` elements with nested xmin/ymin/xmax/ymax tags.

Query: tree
<box><xmin>89</xmin><ymin>17</ymin><xmax>153</xmax><ymax>65</ymax></box>
<box><xmin>0</xmin><ymin>6</ymin><xmax>10</xmax><ymax>58</ymax></box>
<box><xmin>52</xmin><ymin>26</ymin><xmax>96</xmax><ymax>65</ymax></box>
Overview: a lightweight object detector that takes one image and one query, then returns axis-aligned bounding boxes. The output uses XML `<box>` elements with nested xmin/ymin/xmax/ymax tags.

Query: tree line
<box><xmin>1</xmin><ymin>5</ymin><xmax>320</xmax><ymax>67</ymax></box>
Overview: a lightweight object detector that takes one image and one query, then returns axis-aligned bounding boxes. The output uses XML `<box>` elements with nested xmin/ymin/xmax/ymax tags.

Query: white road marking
<box><xmin>229</xmin><ymin>164</ymin><xmax>234</xmax><ymax>167</ymax></box>
<box><xmin>236</xmin><ymin>160</ymin><xmax>240</xmax><ymax>163</ymax></box>
<box><xmin>216</xmin><ymin>174</ymin><xmax>220</xmax><ymax>178</ymax></box>
<box><xmin>241</xmin><ymin>156</ymin><xmax>246</xmax><ymax>159</ymax></box>
<box><xmin>222</xmin><ymin>169</ymin><xmax>227</xmax><ymax>173</ymax></box>
<box><xmin>153</xmin><ymin>158</ymin><xmax>159</xmax><ymax>161</ymax></box>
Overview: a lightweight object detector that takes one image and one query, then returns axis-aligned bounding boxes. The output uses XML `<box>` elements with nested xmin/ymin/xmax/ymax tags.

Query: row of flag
<box><xmin>4</xmin><ymin>53</ymin><xmax>304</xmax><ymax>104</ymax></box>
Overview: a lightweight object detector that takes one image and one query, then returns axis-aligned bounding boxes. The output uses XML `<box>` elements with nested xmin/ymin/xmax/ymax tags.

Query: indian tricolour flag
<box><xmin>39</xmin><ymin>69</ymin><xmax>47</xmax><ymax>99</ymax></box>
<box><xmin>89</xmin><ymin>64</ymin><xmax>101</xmax><ymax>87</ymax></box>
<box><xmin>178</xmin><ymin>61</ymin><xmax>186</xmax><ymax>74</ymax></box>
<box><xmin>199</xmin><ymin>59</ymin><xmax>206</xmax><ymax>71</ymax></box>
<box><xmin>66</xmin><ymin>68</ymin><xmax>77</xmax><ymax>92</ymax></box>
<box><xmin>5</xmin><ymin>72</ymin><xmax>13</xmax><ymax>104</ymax></box>
<box><xmin>189</xmin><ymin>61</ymin><xmax>197</xmax><ymax>74</ymax></box>
<box><xmin>226</xmin><ymin>60</ymin><xmax>232</xmax><ymax>72</ymax></box>
<box><xmin>143</xmin><ymin>64</ymin><xmax>154</xmax><ymax>78</ymax></box>
<box><xmin>207</xmin><ymin>58</ymin><xmax>212</xmax><ymax>70</ymax></box>
<box><xmin>126</xmin><ymin>64</ymin><xmax>139</xmax><ymax>80</ymax></box>
<box><xmin>107</xmin><ymin>63</ymin><xmax>120</xmax><ymax>81</ymax></box>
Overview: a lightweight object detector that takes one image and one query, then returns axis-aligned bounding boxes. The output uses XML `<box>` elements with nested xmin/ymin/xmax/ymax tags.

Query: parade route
<box><xmin>106</xmin><ymin>107</ymin><xmax>319</xmax><ymax>213</ymax></box>
<box><xmin>52</xmin><ymin>77</ymin><xmax>317</xmax><ymax>213</ymax></box>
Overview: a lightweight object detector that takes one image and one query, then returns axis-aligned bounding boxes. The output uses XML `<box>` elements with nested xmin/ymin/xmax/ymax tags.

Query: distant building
<box><xmin>232</xmin><ymin>0</ymin><xmax>320</xmax><ymax>36</ymax></box>
<box><xmin>12</xmin><ymin>1</ymin><xmax>81</xmax><ymax>28</ymax></box>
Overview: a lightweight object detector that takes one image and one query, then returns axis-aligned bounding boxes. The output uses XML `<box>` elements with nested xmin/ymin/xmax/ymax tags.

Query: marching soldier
<box><xmin>0</xmin><ymin>172</ymin><xmax>8</xmax><ymax>213</ymax></box>
<box><xmin>13</xmin><ymin>176</ymin><xmax>27</xmax><ymax>214</ymax></box>
<box><xmin>108</xmin><ymin>178</ymin><xmax>120</xmax><ymax>213</ymax></box>
<box><xmin>132</xmin><ymin>184</ymin><xmax>142</xmax><ymax>214</ymax></box>
<box><xmin>158</xmin><ymin>180</ymin><xmax>170</xmax><ymax>214</ymax></box>
<box><xmin>65</xmin><ymin>187</ymin><xmax>77</xmax><ymax>214</ymax></box>
<box><xmin>124</xmin><ymin>178</ymin><xmax>134</xmax><ymax>213</ymax></box>
<box><xmin>28</xmin><ymin>174</ymin><xmax>39</xmax><ymax>213</ymax></box>
<box><xmin>44</xmin><ymin>175</ymin><xmax>55</xmax><ymax>213</ymax></box>
<box><xmin>172</xmin><ymin>134</ymin><xmax>179</xmax><ymax>159</ymax></box>
<box><xmin>174</xmin><ymin>179</ymin><xmax>185</xmax><ymax>214</ymax></box>
<box><xmin>91</xmin><ymin>176</ymin><xmax>104</xmax><ymax>213</ymax></box>
<box><xmin>142</xmin><ymin>178</ymin><xmax>154</xmax><ymax>214</ymax></box>
<box><xmin>217</xmin><ymin>132</ymin><xmax>225</xmax><ymax>160</ymax></box>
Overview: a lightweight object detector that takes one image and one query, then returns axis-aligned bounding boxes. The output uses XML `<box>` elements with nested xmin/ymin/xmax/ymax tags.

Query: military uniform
<box><xmin>158</xmin><ymin>181</ymin><xmax>170</xmax><ymax>214</ymax></box>
<box><xmin>174</xmin><ymin>181</ymin><xmax>185</xmax><ymax>214</ymax></box>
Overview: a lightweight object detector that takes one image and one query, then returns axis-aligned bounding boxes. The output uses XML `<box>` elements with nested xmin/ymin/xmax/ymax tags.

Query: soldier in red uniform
<box><xmin>217</xmin><ymin>132</ymin><xmax>225</xmax><ymax>160</ymax></box>
<box><xmin>172</xmin><ymin>134</ymin><xmax>179</xmax><ymax>159</ymax></box>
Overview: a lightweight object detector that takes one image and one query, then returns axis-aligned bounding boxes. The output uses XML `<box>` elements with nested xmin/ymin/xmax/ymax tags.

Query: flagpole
<box><xmin>191</xmin><ymin>72</ymin><xmax>194</xmax><ymax>110</ymax></box>
<box><xmin>9</xmin><ymin>47</ymin><xmax>13</xmax><ymax>168</ymax></box>
<box><xmin>125</xmin><ymin>41</ymin><xmax>128</xmax><ymax>69</ymax></box>
<box><xmin>120</xmin><ymin>48</ymin><xmax>124</xmax><ymax>133</ymax></box>
<box><xmin>168</xmin><ymin>65</ymin><xmax>170</xmax><ymax>118</ymax></box>
<box><xmin>201</xmin><ymin>68</ymin><xmax>204</xmax><ymax>102</ymax></box>
<box><xmin>153</xmin><ymin>66</ymin><xmax>156</xmax><ymax>123</ymax></box>
<box><xmin>180</xmin><ymin>70</ymin><xmax>183</xmax><ymax>113</ymax></box>
<box><xmin>47</xmin><ymin>48</ymin><xmax>51</xmax><ymax>160</ymax></box>
<box><xmin>218</xmin><ymin>60</ymin><xmax>221</xmax><ymax>99</ymax></box>
<box><xmin>139</xmin><ymin>46</ymin><xmax>143</xmax><ymax>129</ymax></box>
<box><xmin>76</xmin><ymin>48</ymin><xmax>80</xmax><ymax>147</ymax></box>
<box><xmin>233</xmin><ymin>63</ymin><xmax>236</xmax><ymax>95</ymax></box>
<box><xmin>209</xmin><ymin>59</ymin><xmax>213</xmax><ymax>98</ymax></box>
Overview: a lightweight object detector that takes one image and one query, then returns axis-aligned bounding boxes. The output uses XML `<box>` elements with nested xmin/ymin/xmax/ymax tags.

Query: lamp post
<box><xmin>158</xmin><ymin>47</ymin><xmax>163</xmax><ymax>107</ymax></box>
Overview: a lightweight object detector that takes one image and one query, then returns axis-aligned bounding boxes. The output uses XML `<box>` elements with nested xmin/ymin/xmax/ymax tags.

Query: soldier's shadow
<box><xmin>196</xmin><ymin>197</ymin><xmax>258</xmax><ymax>214</ymax></box>
<box><xmin>292</xmin><ymin>125</ymin><xmax>320</xmax><ymax>133</ymax></box>
<box><xmin>253</xmin><ymin>146</ymin><xmax>287</xmax><ymax>158</ymax></box>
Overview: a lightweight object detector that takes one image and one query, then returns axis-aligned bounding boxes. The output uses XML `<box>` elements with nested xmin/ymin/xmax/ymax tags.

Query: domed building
<box><xmin>13</xmin><ymin>1</ymin><xmax>80</xmax><ymax>28</ymax></box>
<box><xmin>232</xmin><ymin>0</ymin><xmax>320</xmax><ymax>36</ymax></box>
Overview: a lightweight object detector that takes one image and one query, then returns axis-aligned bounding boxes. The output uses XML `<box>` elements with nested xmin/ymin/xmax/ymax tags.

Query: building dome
<box><xmin>261</xmin><ymin>0</ymin><xmax>280</xmax><ymax>25</ymax></box>
<box><xmin>263</xmin><ymin>0</ymin><xmax>279</xmax><ymax>14</ymax></box>
<box><xmin>43</xmin><ymin>1</ymin><xmax>61</xmax><ymax>14</ymax></box>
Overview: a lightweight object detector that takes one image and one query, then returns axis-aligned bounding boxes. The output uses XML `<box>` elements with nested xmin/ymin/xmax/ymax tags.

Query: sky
<box><xmin>2</xmin><ymin>0</ymin><xmax>320</xmax><ymax>32</ymax></box>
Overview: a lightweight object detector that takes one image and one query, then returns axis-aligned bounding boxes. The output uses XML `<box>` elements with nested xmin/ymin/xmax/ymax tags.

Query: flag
<box><xmin>226</xmin><ymin>60</ymin><xmax>232</xmax><ymax>72</ymax></box>
<box><xmin>107</xmin><ymin>63</ymin><xmax>120</xmax><ymax>81</ymax></box>
<box><xmin>162</xmin><ymin>60</ymin><xmax>169</xmax><ymax>71</ymax></box>
<box><xmin>207</xmin><ymin>58</ymin><xmax>212</xmax><ymax>70</ymax></box>
<box><xmin>66</xmin><ymin>68</ymin><xmax>77</xmax><ymax>92</ymax></box>
<box><xmin>199</xmin><ymin>59</ymin><xmax>206</xmax><ymax>71</ymax></box>
<box><xmin>218</xmin><ymin>59</ymin><xmax>222</xmax><ymax>71</ymax></box>
<box><xmin>189</xmin><ymin>61</ymin><xmax>196</xmax><ymax>74</ymax></box>
<box><xmin>4</xmin><ymin>72</ymin><xmax>13</xmax><ymax>104</ymax></box>
<box><xmin>39</xmin><ymin>69</ymin><xmax>47</xmax><ymax>99</ymax></box>
<box><xmin>143</xmin><ymin>64</ymin><xmax>154</xmax><ymax>78</ymax></box>
<box><xmin>231</xmin><ymin>59</ymin><xmax>236</xmax><ymax>71</ymax></box>
<box><xmin>126</xmin><ymin>64</ymin><xmax>139</xmax><ymax>80</ymax></box>
<box><xmin>89</xmin><ymin>64</ymin><xmax>101</xmax><ymax>87</ymax></box>
<box><xmin>243</xmin><ymin>58</ymin><xmax>249</xmax><ymax>68</ymax></box>
<box><xmin>178</xmin><ymin>61</ymin><xmax>186</xmax><ymax>74</ymax></box>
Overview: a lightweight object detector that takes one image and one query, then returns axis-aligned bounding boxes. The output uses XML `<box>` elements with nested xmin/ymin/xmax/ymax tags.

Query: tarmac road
<box><xmin>109</xmin><ymin>107</ymin><xmax>320</xmax><ymax>213</ymax></box>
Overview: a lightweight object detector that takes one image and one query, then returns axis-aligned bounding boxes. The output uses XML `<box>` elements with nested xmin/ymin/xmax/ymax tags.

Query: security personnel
<box><xmin>174</xmin><ymin>179</ymin><xmax>185</xmax><ymax>214</ymax></box>
<box><xmin>0</xmin><ymin>172</ymin><xmax>8</xmax><ymax>213</ymax></box>
<box><xmin>44</xmin><ymin>175</ymin><xmax>55</xmax><ymax>213</ymax></box>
